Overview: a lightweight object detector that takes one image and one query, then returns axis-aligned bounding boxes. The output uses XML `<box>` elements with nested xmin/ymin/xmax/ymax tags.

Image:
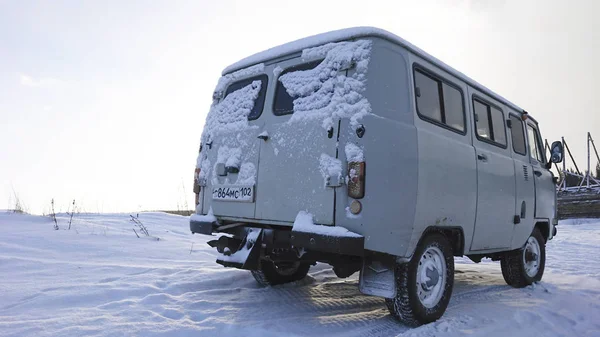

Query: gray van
<box><xmin>190</xmin><ymin>27</ymin><xmax>564</xmax><ymax>325</ymax></box>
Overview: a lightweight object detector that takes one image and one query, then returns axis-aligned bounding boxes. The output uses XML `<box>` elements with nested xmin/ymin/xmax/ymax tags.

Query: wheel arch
<box><xmin>534</xmin><ymin>220</ymin><xmax>550</xmax><ymax>243</ymax></box>
<box><xmin>417</xmin><ymin>226</ymin><xmax>465</xmax><ymax>257</ymax></box>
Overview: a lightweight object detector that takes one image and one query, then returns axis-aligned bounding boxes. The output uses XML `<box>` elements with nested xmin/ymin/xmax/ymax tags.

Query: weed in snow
<box><xmin>130</xmin><ymin>214</ymin><xmax>158</xmax><ymax>241</ymax></box>
<box><xmin>50</xmin><ymin>199</ymin><xmax>59</xmax><ymax>230</ymax></box>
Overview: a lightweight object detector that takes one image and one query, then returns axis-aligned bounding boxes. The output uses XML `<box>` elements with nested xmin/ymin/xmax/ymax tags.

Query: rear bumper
<box><xmin>190</xmin><ymin>218</ymin><xmax>364</xmax><ymax>256</ymax></box>
<box><xmin>290</xmin><ymin>230</ymin><xmax>364</xmax><ymax>256</ymax></box>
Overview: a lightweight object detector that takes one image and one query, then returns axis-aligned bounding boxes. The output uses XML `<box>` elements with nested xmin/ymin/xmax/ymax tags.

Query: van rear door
<box><xmin>254</xmin><ymin>59</ymin><xmax>339</xmax><ymax>225</ymax></box>
<box><xmin>200</xmin><ymin>73</ymin><xmax>268</xmax><ymax>220</ymax></box>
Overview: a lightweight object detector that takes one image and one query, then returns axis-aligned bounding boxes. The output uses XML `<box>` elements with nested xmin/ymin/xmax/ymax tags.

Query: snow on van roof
<box><xmin>223</xmin><ymin>26</ymin><xmax>526</xmax><ymax>113</ymax></box>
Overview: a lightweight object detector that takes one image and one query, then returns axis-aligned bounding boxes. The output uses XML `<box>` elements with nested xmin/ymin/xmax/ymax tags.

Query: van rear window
<box><xmin>224</xmin><ymin>74</ymin><xmax>268</xmax><ymax>120</ymax></box>
<box><xmin>273</xmin><ymin>60</ymin><xmax>322</xmax><ymax>116</ymax></box>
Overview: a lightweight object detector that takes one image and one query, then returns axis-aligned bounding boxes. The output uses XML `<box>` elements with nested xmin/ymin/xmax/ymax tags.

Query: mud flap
<box><xmin>359</xmin><ymin>255</ymin><xmax>397</xmax><ymax>298</ymax></box>
<box><xmin>215</xmin><ymin>229</ymin><xmax>263</xmax><ymax>270</ymax></box>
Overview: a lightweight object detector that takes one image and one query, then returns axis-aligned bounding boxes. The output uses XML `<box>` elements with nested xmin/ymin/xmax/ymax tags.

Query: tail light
<box><xmin>347</xmin><ymin>162</ymin><xmax>365</xmax><ymax>199</ymax></box>
<box><xmin>194</xmin><ymin>168</ymin><xmax>201</xmax><ymax>205</ymax></box>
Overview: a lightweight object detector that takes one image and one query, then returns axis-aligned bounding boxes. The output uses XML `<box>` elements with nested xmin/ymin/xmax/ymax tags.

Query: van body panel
<box><xmin>254</xmin><ymin>116</ymin><xmax>338</xmax><ymax>225</ymax></box>
<box><xmin>469</xmin><ymin>88</ymin><xmax>516</xmax><ymax>251</ymax></box>
<box><xmin>407</xmin><ymin>55</ymin><xmax>478</xmax><ymax>258</ymax></box>
<box><xmin>251</xmin><ymin>57</ymin><xmax>339</xmax><ymax>225</ymax></box>
<box><xmin>507</xmin><ymin>111</ymin><xmax>537</xmax><ymax>249</ymax></box>
<box><xmin>528</xmin><ymin>124</ymin><xmax>556</xmax><ymax>222</ymax></box>
<box><xmin>335</xmin><ymin>38</ymin><xmax>416</xmax><ymax>257</ymax></box>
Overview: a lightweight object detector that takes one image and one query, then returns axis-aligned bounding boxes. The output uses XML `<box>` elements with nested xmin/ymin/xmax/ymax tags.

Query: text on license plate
<box><xmin>212</xmin><ymin>185</ymin><xmax>254</xmax><ymax>202</ymax></box>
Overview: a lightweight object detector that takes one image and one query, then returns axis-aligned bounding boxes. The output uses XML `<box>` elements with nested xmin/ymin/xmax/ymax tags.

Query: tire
<box><xmin>501</xmin><ymin>227</ymin><xmax>546</xmax><ymax>288</ymax></box>
<box><xmin>251</xmin><ymin>260</ymin><xmax>310</xmax><ymax>286</ymax></box>
<box><xmin>385</xmin><ymin>234</ymin><xmax>455</xmax><ymax>326</ymax></box>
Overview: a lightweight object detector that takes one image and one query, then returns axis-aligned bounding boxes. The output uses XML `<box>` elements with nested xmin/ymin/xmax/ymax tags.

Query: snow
<box><xmin>197</xmin><ymin>64</ymin><xmax>266</xmax><ymax>187</ymax></box>
<box><xmin>217</xmin><ymin>228</ymin><xmax>261</xmax><ymax>264</ymax></box>
<box><xmin>1</xmin><ymin>212</ymin><xmax>600</xmax><ymax>337</ymax></box>
<box><xmin>318</xmin><ymin>153</ymin><xmax>342</xmax><ymax>187</ymax></box>
<box><xmin>190</xmin><ymin>207</ymin><xmax>216</xmax><ymax>223</ymax></box>
<box><xmin>211</xmin><ymin>146</ymin><xmax>257</xmax><ymax>185</ymax></box>
<box><xmin>202</xmin><ymin>80</ymin><xmax>261</xmax><ymax>143</ymax></box>
<box><xmin>279</xmin><ymin>40</ymin><xmax>372</xmax><ymax>130</ymax></box>
<box><xmin>293</xmin><ymin>210</ymin><xmax>361</xmax><ymax>238</ymax></box>
<box><xmin>215</xmin><ymin>63</ymin><xmax>265</xmax><ymax>94</ymax></box>
<box><xmin>197</xmin><ymin>155</ymin><xmax>211</xmax><ymax>183</ymax></box>
<box><xmin>236</xmin><ymin>162</ymin><xmax>257</xmax><ymax>185</ymax></box>
<box><xmin>345</xmin><ymin>142</ymin><xmax>364</xmax><ymax>162</ymax></box>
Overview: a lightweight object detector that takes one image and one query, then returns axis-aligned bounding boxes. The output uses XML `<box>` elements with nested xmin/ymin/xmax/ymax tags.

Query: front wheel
<box><xmin>251</xmin><ymin>260</ymin><xmax>310</xmax><ymax>286</ymax></box>
<box><xmin>501</xmin><ymin>227</ymin><xmax>546</xmax><ymax>288</ymax></box>
<box><xmin>385</xmin><ymin>234</ymin><xmax>455</xmax><ymax>326</ymax></box>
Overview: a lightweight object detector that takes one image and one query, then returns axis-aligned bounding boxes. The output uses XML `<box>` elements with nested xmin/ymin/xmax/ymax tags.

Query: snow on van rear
<box><xmin>202</xmin><ymin>80</ymin><xmax>261</xmax><ymax>141</ymax></box>
<box><xmin>345</xmin><ymin>142</ymin><xmax>364</xmax><ymax>162</ymax></box>
<box><xmin>214</xmin><ymin>63</ymin><xmax>265</xmax><ymax>93</ymax></box>
<box><xmin>293</xmin><ymin>210</ymin><xmax>361</xmax><ymax>237</ymax></box>
<box><xmin>319</xmin><ymin>153</ymin><xmax>342</xmax><ymax>187</ymax></box>
<box><xmin>280</xmin><ymin>40</ymin><xmax>372</xmax><ymax>130</ymax></box>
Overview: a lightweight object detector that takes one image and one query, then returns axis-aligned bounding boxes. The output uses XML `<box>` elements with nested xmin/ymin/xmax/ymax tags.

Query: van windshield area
<box><xmin>224</xmin><ymin>74</ymin><xmax>268</xmax><ymax>120</ymax></box>
<box><xmin>273</xmin><ymin>60</ymin><xmax>322</xmax><ymax>116</ymax></box>
<box><xmin>527</xmin><ymin>124</ymin><xmax>545</xmax><ymax>163</ymax></box>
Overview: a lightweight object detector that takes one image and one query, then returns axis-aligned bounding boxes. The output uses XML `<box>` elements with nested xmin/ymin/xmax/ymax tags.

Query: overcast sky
<box><xmin>1</xmin><ymin>0</ymin><xmax>598</xmax><ymax>214</ymax></box>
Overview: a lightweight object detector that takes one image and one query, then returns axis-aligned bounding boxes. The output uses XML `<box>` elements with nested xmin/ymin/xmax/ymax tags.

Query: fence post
<box><xmin>588</xmin><ymin>132</ymin><xmax>591</xmax><ymax>189</ymax></box>
<box><xmin>562</xmin><ymin>137</ymin><xmax>566</xmax><ymax>191</ymax></box>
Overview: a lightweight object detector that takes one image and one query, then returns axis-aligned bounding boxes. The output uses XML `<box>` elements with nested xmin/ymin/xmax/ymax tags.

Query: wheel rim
<box><xmin>523</xmin><ymin>236</ymin><xmax>541</xmax><ymax>278</ymax></box>
<box><xmin>274</xmin><ymin>261</ymin><xmax>300</xmax><ymax>276</ymax></box>
<box><xmin>416</xmin><ymin>246</ymin><xmax>446</xmax><ymax>308</ymax></box>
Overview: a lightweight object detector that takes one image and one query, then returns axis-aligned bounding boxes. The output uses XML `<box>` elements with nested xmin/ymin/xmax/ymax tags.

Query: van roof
<box><xmin>223</xmin><ymin>26</ymin><xmax>530</xmax><ymax>119</ymax></box>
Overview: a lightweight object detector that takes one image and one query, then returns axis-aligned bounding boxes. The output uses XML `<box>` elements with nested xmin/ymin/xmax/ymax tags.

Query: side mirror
<box><xmin>550</xmin><ymin>141</ymin><xmax>564</xmax><ymax>163</ymax></box>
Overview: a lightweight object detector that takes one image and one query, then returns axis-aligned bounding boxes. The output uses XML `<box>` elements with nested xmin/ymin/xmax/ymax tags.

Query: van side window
<box><xmin>414</xmin><ymin>69</ymin><xmax>465</xmax><ymax>132</ymax></box>
<box><xmin>527</xmin><ymin>124</ymin><xmax>545</xmax><ymax>162</ymax></box>
<box><xmin>273</xmin><ymin>60</ymin><xmax>322</xmax><ymax>116</ymax></box>
<box><xmin>224</xmin><ymin>74</ymin><xmax>268</xmax><ymax>120</ymax></box>
<box><xmin>509</xmin><ymin>115</ymin><xmax>527</xmax><ymax>155</ymax></box>
<box><xmin>473</xmin><ymin>98</ymin><xmax>506</xmax><ymax>147</ymax></box>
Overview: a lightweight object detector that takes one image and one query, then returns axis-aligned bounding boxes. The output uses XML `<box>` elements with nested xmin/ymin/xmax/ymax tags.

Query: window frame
<box><xmin>223</xmin><ymin>74</ymin><xmax>269</xmax><ymax>121</ymax></box>
<box><xmin>272</xmin><ymin>60</ymin><xmax>323</xmax><ymax>116</ymax></box>
<box><xmin>472</xmin><ymin>95</ymin><xmax>508</xmax><ymax>149</ymax></box>
<box><xmin>509</xmin><ymin>113</ymin><xmax>527</xmax><ymax>156</ymax></box>
<box><xmin>412</xmin><ymin>64</ymin><xmax>467</xmax><ymax>136</ymax></box>
<box><xmin>527</xmin><ymin>123</ymin><xmax>546</xmax><ymax>164</ymax></box>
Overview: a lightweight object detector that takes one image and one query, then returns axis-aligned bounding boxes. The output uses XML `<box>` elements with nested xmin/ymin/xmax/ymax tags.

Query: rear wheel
<box><xmin>501</xmin><ymin>227</ymin><xmax>546</xmax><ymax>288</ymax></box>
<box><xmin>251</xmin><ymin>260</ymin><xmax>310</xmax><ymax>286</ymax></box>
<box><xmin>385</xmin><ymin>234</ymin><xmax>454</xmax><ymax>326</ymax></box>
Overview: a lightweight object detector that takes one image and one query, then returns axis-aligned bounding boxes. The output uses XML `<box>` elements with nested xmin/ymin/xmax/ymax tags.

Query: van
<box><xmin>190</xmin><ymin>27</ymin><xmax>564</xmax><ymax>325</ymax></box>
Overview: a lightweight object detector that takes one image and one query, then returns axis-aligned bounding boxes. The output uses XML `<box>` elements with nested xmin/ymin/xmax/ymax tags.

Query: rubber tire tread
<box><xmin>500</xmin><ymin>227</ymin><xmax>546</xmax><ymax>288</ymax></box>
<box><xmin>385</xmin><ymin>233</ymin><xmax>455</xmax><ymax>326</ymax></box>
<box><xmin>251</xmin><ymin>261</ymin><xmax>310</xmax><ymax>286</ymax></box>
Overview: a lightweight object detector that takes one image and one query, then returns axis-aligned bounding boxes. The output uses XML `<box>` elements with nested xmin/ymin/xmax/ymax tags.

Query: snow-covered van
<box><xmin>190</xmin><ymin>27</ymin><xmax>564</xmax><ymax>325</ymax></box>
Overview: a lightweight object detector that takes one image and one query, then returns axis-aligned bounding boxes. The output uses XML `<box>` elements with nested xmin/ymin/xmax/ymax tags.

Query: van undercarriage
<box><xmin>191</xmin><ymin>218</ymin><xmax>365</xmax><ymax>278</ymax></box>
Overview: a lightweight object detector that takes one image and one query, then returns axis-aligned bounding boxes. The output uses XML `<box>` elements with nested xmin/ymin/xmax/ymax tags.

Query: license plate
<box><xmin>212</xmin><ymin>185</ymin><xmax>255</xmax><ymax>202</ymax></box>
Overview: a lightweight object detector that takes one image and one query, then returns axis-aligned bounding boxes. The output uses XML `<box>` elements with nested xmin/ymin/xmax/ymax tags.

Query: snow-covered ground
<box><xmin>0</xmin><ymin>212</ymin><xmax>598</xmax><ymax>337</ymax></box>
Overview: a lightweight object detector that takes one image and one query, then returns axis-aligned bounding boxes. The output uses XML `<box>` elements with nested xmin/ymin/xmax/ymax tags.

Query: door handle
<box><xmin>477</xmin><ymin>154</ymin><xmax>488</xmax><ymax>162</ymax></box>
<box><xmin>534</xmin><ymin>170</ymin><xmax>542</xmax><ymax>177</ymax></box>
